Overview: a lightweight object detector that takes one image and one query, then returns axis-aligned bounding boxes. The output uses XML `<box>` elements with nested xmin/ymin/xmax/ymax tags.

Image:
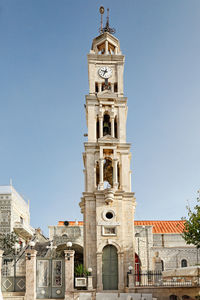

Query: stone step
<box><xmin>2</xmin><ymin>292</ymin><xmax>24</xmax><ymax>300</ymax></box>
<box><xmin>3</xmin><ymin>297</ymin><xmax>24</xmax><ymax>300</ymax></box>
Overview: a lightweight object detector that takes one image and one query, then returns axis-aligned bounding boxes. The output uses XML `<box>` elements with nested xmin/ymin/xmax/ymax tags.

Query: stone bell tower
<box><xmin>79</xmin><ymin>8</ymin><xmax>136</xmax><ymax>291</ymax></box>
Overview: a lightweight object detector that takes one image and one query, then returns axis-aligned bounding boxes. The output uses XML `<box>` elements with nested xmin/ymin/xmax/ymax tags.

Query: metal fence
<box><xmin>134</xmin><ymin>271</ymin><xmax>200</xmax><ymax>287</ymax></box>
<box><xmin>1</xmin><ymin>255</ymin><xmax>26</xmax><ymax>292</ymax></box>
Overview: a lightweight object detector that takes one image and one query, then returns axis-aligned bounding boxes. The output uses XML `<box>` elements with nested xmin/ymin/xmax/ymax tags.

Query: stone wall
<box><xmin>134</xmin><ymin>287</ymin><xmax>200</xmax><ymax>300</ymax></box>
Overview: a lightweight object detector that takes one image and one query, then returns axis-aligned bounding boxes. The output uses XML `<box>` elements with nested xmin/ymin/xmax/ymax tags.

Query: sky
<box><xmin>0</xmin><ymin>0</ymin><xmax>200</xmax><ymax>236</ymax></box>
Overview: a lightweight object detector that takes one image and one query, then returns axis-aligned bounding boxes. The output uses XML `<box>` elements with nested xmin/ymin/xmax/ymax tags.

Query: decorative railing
<box><xmin>134</xmin><ymin>270</ymin><xmax>200</xmax><ymax>287</ymax></box>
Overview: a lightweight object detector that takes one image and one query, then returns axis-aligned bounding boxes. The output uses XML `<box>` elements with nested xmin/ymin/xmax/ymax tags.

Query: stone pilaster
<box><xmin>87</xmin><ymin>276</ymin><xmax>93</xmax><ymax>291</ymax></box>
<box><xmin>24</xmin><ymin>249</ymin><xmax>37</xmax><ymax>300</ymax></box>
<box><xmin>118</xmin><ymin>252</ymin><xmax>124</xmax><ymax>290</ymax></box>
<box><xmin>64</xmin><ymin>250</ymin><xmax>75</xmax><ymax>300</ymax></box>
<box><xmin>0</xmin><ymin>250</ymin><xmax>4</xmax><ymax>297</ymax></box>
<box><xmin>96</xmin><ymin>252</ymin><xmax>103</xmax><ymax>291</ymax></box>
<box><xmin>128</xmin><ymin>273</ymin><xmax>134</xmax><ymax>288</ymax></box>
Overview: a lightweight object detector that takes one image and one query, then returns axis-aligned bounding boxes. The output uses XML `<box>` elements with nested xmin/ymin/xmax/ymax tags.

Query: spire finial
<box><xmin>99</xmin><ymin>7</ymin><xmax>116</xmax><ymax>35</ymax></box>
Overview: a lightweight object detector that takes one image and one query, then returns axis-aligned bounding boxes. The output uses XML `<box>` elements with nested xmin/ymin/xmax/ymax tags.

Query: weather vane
<box><xmin>99</xmin><ymin>7</ymin><xmax>116</xmax><ymax>35</ymax></box>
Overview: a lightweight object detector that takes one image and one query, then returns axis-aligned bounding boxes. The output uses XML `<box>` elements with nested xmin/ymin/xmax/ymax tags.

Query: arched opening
<box><xmin>117</xmin><ymin>163</ymin><xmax>120</xmax><ymax>189</ymax></box>
<box><xmin>169</xmin><ymin>295</ymin><xmax>177</xmax><ymax>300</ymax></box>
<box><xmin>56</xmin><ymin>243</ymin><xmax>83</xmax><ymax>268</ymax></box>
<box><xmin>161</xmin><ymin>260</ymin><xmax>164</xmax><ymax>271</ymax></box>
<box><xmin>103</xmin><ymin>114</ymin><xmax>111</xmax><ymax>136</ymax></box>
<box><xmin>135</xmin><ymin>253</ymin><xmax>141</xmax><ymax>283</ymax></box>
<box><xmin>181</xmin><ymin>259</ymin><xmax>187</xmax><ymax>268</ymax></box>
<box><xmin>182</xmin><ymin>296</ymin><xmax>190</xmax><ymax>300</ymax></box>
<box><xmin>102</xmin><ymin>245</ymin><xmax>118</xmax><ymax>290</ymax></box>
<box><xmin>97</xmin><ymin>43</ymin><xmax>105</xmax><ymax>54</ymax></box>
<box><xmin>102</xmin><ymin>82</ymin><xmax>111</xmax><ymax>91</ymax></box>
<box><xmin>96</xmin><ymin>117</ymin><xmax>99</xmax><ymax>139</ymax></box>
<box><xmin>104</xmin><ymin>158</ymin><xmax>113</xmax><ymax>187</ymax></box>
<box><xmin>114</xmin><ymin>116</ymin><xmax>118</xmax><ymax>138</ymax></box>
<box><xmin>96</xmin><ymin>161</ymin><xmax>99</xmax><ymax>188</ymax></box>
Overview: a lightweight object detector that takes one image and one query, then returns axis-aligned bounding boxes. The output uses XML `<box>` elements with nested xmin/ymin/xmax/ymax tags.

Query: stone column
<box><xmin>111</xmin><ymin>83</ymin><xmax>114</xmax><ymax>93</ymax></box>
<box><xmin>113</xmin><ymin>159</ymin><xmax>118</xmax><ymax>189</ymax></box>
<box><xmin>111</xmin><ymin>117</ymin><xmax>115</xmax><ymax>138</ymax></box>
<box><xmin>99</xmin><ymin>117</ymin><xmax>103</xmax><ymax>138</ymax></box>
<box><xmin>24</xmin><ymin>249</ymin><xmax>37</xmax><ymax>300</ymax></box>
<box><xmin>0</xmin><ymin>250</ymin><xmax>4</xmax><ymax>297</ymax></box>
<box><xmin>118</xmin><ymin>252</ymin><xmax>124</xmax><ymax>290</ymax></box>
<box><xmin>64</xmin><ymin>250</ymin><xmax>75</xmax><ymax>300</ymax></box>
<box><xmin>96</xmin><ymin>252</ymin><xmax>103</xmax><ymax>291</ymax></box>
<box><xmin>99</xmin><ymin>158</ymin><xmax>104</xmax><ymax>190</ymax></box>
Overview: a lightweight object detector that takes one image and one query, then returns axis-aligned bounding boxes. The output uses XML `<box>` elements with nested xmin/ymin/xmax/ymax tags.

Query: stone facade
<box><xmin>50</xmin><ymin>221</ymin><xmax>197</xmax><ymax>275</ymax></box>
<box><xmin>78</xmin><ymin>31</ymin><xmax>136</xmax><ymax>291</ymax></box>
<box><xmin>134</xmin><ymin>223</ymin><xmax>197</xmax><ymax>272</ymax></box>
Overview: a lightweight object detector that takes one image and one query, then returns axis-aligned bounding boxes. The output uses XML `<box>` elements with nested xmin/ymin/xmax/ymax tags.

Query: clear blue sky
<box><xmin>1</xmin><ymin>0</ymin><xmax>200</xmax><ymax>235</ymax></box>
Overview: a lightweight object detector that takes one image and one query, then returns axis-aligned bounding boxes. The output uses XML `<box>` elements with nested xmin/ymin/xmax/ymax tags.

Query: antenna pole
<box><xmin>99</xmin><ymin>6</ymin><xmax>105</xmax><ymax>34</ymax></box>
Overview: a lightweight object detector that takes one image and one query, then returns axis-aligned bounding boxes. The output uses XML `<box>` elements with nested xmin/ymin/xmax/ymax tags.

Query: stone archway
<box><xmin>55</xmin><ymin>243</ymin><xmax>83</xmax><ymax>266</ymax></box>
<box><xmin>102</xmin><ymin>245</ymin><xmax>118</xmax><ymax>290</ymax></box>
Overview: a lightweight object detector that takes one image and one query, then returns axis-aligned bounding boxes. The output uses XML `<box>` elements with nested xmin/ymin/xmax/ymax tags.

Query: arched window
<box><xmin>181</xmin><ymin>259</ymin><xmax>187</xmax><ymax>268</ymax></box>
<box><xmin>103</xmin><ymin>158</ymin><xmax>113</xmax><ymax>187</ymax></box>
<box><xmin>169</xmin><ymin>295</ymin><xmax>177</xmax><ymax>300</ymax></box>
<box><xmin>96</xmin><ymin>117</ymin><xmax>99</xmax><ymax>139</ymax></box>
<box><xmin>117</xmin><ymin>163</ymin><xmax>120</xmax><ymax>189</ymax></box>
<box><xmin>96</xmin><ymin>161</ymin><xmax>99</xmax><ymax>188</ymax></box>
<box><xmin>103</xmin><ymin>114</ymin><xmax>111</xmax><ymax>136</ymax></box>
<box><xmin>114</xmin><ymin>116</ymin><xmax>118</xmax><ymax>138</ymax></box>
<box><xmin>161</xmin><ymin>260</ymin><xmax>164</xmax><ymax>271</ymax></box>
<box><xmin>182</xmin><ymin>296</ymin><xmax>190</xmax><ymax>300</ymax></box>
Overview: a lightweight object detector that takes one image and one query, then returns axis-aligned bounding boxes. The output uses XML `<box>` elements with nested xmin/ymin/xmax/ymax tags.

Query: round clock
<box><xmin>98</xmin><ymin>66</ymin><xmax>112</xmax><ymax>79</ymax></box>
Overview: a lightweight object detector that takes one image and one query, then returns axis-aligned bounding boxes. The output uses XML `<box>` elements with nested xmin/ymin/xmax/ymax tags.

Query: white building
<box><xmin>0</xmin><ymin>185</ymin><xmax>34</xmax><ymax>242</ymax></box>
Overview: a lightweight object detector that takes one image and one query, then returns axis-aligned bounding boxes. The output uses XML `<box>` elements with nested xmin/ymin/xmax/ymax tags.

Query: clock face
<box><xmin>98</xmin><ymin>66</ymin><xmax>112</xmax><ymax>79</ymax></box>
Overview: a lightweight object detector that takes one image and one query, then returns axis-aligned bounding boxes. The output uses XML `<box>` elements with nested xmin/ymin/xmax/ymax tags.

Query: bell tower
<box><xmin>80</xmin><ymin>8</ymin><xmax>136</xmax><ymax>291</ymax></box>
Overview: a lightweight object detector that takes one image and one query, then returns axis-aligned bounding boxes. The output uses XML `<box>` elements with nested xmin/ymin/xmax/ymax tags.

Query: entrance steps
<box><xmin>2</xmin><ymin>292</ymin><xmax>24</xmax><ymax>300</ymax></box>
<box><xmin>78</xmin><ymin>292</ymin><xmax>153</xmax><ymax>300</ymax></box>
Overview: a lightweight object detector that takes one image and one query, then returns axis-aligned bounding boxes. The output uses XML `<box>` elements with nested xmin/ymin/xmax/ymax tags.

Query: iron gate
<box><xmin>36</xmin><ymin>258</ymin><xmax>65</xmax><ymax>299</ymax></box>
<box><xmin>1</xmin><ymin>255</ymin><xmax>26</xmax><ymax>292</ymax></box>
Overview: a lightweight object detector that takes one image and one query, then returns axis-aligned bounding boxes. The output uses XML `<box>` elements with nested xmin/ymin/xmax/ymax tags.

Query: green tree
<box><xmin>0</xmin><ymin>232</ymin><xmax>19</xmax><ymax>255</ymax></box>
<box><xmin>182</xmin><ymin>191</ymin><xmax>200</xmax><ymax>249</ymax></box>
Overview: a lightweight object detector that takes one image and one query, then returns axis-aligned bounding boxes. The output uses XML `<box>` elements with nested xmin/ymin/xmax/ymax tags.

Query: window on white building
<box><xmin>181</xmin><ymin>259</ymin><xmax>187</xmax><ymax>268</ymax></box>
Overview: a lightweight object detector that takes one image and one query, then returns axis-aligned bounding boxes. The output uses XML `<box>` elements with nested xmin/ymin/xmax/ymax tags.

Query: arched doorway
<box><xmin>102</xmin><ymin>245</ymin><xmax>118</xmax><ymax>290</ymax></box>
<box><xmin>135</xmin><ymin>253</ymin><xmax>141</xmax><ymax>283</ymax></box>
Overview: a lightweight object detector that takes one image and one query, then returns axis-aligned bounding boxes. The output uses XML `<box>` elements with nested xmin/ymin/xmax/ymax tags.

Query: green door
<box><xmin>102</xmin><ymin>245</ymin><xmax>118</xmax><ymax>290</ymax></box>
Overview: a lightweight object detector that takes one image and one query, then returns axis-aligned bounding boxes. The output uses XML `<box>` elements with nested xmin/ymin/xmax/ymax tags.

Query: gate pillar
<box><xmin>64</xmin><ymin>250</ymin><xmax>75</xmax><ymax>300</ymax></box>
<box><xmin>25</xmin><ymin>249</ymin><xmax>37</xmax><ymax>300</ymax></box>
<box><xmin>0</xmin><ymin>250</ymin><xmax>4</xmax><ymax>298</ymax></box>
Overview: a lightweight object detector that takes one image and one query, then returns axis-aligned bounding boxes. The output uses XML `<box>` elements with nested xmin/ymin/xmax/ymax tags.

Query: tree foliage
<box><xmin>182</xmin><ymin>191</ymin><xmax>200</xmax><ymax>249</ymax></box>
<box><xmin>0</xmin><ymin>232</ymin><xmax>19</xmax><ymax>255</ymax></box>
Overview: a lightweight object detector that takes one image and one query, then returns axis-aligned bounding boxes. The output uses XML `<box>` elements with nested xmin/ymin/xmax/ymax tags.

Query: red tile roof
<box><xmin>58</xmin><ymin>220</ymin><xmax>185</xmax><ymax>234</ymax></box>
<box><xmin>134</xmin><ymin>220</ymin><xmax>185</xmax><ymax>234</ymax></box>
